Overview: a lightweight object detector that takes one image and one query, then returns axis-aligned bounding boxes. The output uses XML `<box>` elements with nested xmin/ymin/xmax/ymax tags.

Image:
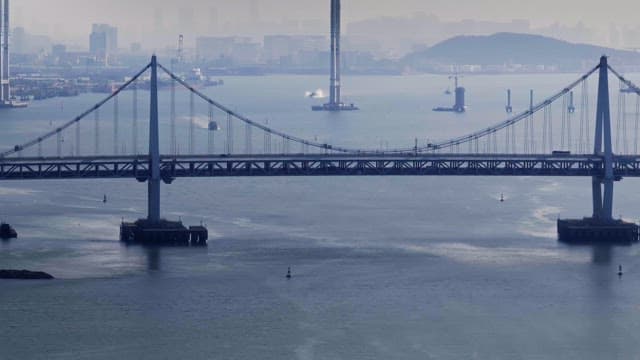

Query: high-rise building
<box><xmin>90</xmin><ymin>31</ymin><xmax>107</xmax><ymax>55</ymax></box>
<box><xmin>9</xmin><ymin>27</ymin><xmax>51</xmax><ymax>55</ymax></box>
<box><xmin>90</xmin><ymin>23</ymin><xmax>118</xmax><ymax>65</ymax></box>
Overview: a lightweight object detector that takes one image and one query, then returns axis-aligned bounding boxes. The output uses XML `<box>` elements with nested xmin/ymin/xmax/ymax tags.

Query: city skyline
<box><xmin>10</xmin><ymin>0</ymin><xmax>640</xmax><ymax>50</ymax></box>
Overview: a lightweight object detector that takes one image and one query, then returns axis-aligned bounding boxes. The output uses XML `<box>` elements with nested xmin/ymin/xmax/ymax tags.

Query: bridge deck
<box><xmin>2</xmin><ymin>153</ymin><xmax>640</xmax><ymax>180</ymax></box>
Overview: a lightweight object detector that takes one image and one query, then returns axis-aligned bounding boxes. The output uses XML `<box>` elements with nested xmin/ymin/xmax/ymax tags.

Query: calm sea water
<box><xmin>3</xmin><ymin>72</ymin><xmax>640</xmax><ymax>359</ymax></box>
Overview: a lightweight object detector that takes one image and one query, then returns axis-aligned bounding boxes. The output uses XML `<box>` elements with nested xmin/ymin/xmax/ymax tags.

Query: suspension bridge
<box><xmin>1</xmin><ymin>56</ymin><xmax>640</xmax><ymax>245</ymax></box>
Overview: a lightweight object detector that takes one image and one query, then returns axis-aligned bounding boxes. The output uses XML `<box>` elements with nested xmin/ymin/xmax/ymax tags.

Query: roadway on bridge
<box><xmin>2</xmin><ymin>153</ymin><xmax>640</xmax><ymax>179</ymax></box>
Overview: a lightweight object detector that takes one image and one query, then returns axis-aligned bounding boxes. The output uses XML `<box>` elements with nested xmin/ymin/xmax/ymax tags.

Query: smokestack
<box><xmin>1</xmin><ymin>0</ymin><xmax>9</xmax><ymax>103</ymax></box>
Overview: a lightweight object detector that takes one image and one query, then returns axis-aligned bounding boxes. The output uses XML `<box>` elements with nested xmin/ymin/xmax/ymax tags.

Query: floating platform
<box><xmin>312</xmin><ymin>102</ymin><xmax>359</xmax><ymax>111</ymax></box>
<box><xmin>120</xmin><ymin>219</ymin><xmax>207</xmax><ymax>246</ymax></box>
<box><xmin>557</xmin><ymin>218</ymin><xmax>639</xmax><ymax>244</ymax></box>
<box><xmin>433</xmin><ymin>86</ymin><xmax>465</xmax><ymax>113</ymax></box>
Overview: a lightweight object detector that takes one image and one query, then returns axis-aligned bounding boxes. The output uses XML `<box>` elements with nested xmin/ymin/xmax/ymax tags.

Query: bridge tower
<box><xmin>148</xmin><ymin>55</ymin><xmax>161</xmax><ymax>223</ymax></box>
<box><xmin>119</xmin><ymin>55</ymin><xmax>207</xmax><ymax>246</ymax></box>
<box><xmin>0</xmin><ymin>0</ymin><xmax>25</xmax><ymax>108</ymax></box>
<box><xmin>311</xmin><ymin>0</ymin><xmax>358</xmax><ymax>112</ymax></box>
<box><xmin>592</xmin><ymin>55</ymin><xmax>614</xmax><ymax>221</ymax></box>
<box><xmin>329</xmin><ymin>0</ymin><xmax>340</xmax><ymax>106</ymax></box>
<box><xmin>557</xmin><ymin>56</ymin><xmax>639</xmax><ymax>243</ymax></box>
<box><xmin>1</xmin><ymin>0</ymin><xmax>10</xmax><ymax>103</ymax></box>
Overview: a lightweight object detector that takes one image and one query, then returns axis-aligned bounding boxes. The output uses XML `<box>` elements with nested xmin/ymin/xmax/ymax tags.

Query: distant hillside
<box><xmin>403</xmin><ymin>33</ymin><xmax>640</xmax><ymax>71</ymax></box>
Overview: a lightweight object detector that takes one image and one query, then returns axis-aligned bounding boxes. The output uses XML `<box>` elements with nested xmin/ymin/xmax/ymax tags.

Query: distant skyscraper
<box><xmin>51</xmin><ymin>44</ymin><xmax>66</xmax><ymax>65</ymax></box>
<box><xmin>90</xmin><ymin>23</ymin><xmax>118</xmax><ymax>64</ymax></box>
<box><xmin>90</xmin><ymin>31</ymin><xmax>106</xmax><ymax>54</ymax></box>
<box><xmin>90</xmin><ymin>24</ymin><xmax>118</xmax><ymax>53</ymax></box>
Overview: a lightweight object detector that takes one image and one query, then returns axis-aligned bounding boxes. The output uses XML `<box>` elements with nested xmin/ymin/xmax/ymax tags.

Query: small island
<box><xmin>0</xmin><ymin>270</ymin><xmax>54</xmax><ymax>280</ymax></box>
<box><xmin>0</xmin><ymin>222</ymin><xmax>17</xmax><ymax>239</ymax></box>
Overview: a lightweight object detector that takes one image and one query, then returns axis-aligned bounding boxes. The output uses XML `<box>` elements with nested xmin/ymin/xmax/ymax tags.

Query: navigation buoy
<box><xmin>286</xmin><ymin>267</ymin><xmax>292</xmax><ymax>279</ymax></box>
<box><xmin>500</xmin><ymin>193</ymin><xmax>505</xmax><ymax>202</ymax></box>
<box><xmin>103</xmin><ymin>194</ymin><xmax>107</xmax><ymax>203</ymax></box>
<box><xmin>618</xmin><ymin>265</ymin><xmax>623</xmax><ymax>277</ymax></box>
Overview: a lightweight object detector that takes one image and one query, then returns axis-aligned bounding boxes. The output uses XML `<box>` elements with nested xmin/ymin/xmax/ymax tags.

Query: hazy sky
<box><xmin>11</xmin><ymin>0</ymin><xmax>640</xmax><ymax>47</ymax></box>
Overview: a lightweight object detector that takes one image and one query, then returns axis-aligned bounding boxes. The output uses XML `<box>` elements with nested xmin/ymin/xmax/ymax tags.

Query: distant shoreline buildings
<box><xmin>4</xmin><ymin>15</ymin><xmax>640</xmax><ymax>76</ymax></box>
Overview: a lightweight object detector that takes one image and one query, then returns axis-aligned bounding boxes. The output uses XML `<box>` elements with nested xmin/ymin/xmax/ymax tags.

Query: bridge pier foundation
<box><xmin>558</xmin><ymin>56</ymin><xmax>638</xmax><ymax>244</ymax></box>
<box><xmin>120</xmin><ymin>219</ymin><xmax>207</xmax><ymax>246</ymax></box>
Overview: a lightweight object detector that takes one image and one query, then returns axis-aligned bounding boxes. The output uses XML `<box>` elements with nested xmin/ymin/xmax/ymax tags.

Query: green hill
<box><xmin>403</xmin><ymin>33</ymin><xmax>640</xmax><ymax>70</ymax></box>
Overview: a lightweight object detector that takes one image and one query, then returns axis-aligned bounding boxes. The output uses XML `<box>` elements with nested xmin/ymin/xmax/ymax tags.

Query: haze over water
<box><xmin>3</xmin><ymin>72</ymin><xmax>640</xmax><ymax>359</ymax></box>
